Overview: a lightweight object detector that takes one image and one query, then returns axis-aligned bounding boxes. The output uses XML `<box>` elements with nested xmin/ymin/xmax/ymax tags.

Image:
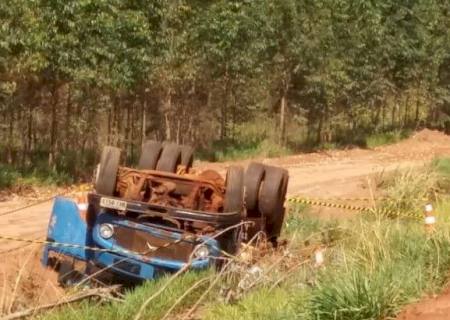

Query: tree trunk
<box><xmin>125</xmin><ymin>102</ymin><xmax>131</xmax><ymax>159</ymax></box>
<box><xmin>7</xmin><ymin>104</ymin><xmax>14</xmax><ymax>164</ymax></box>
<box><xmin>25</xmin><ymin>103</ymin><xmax>33</xmax><ymax>167</ymax></box>
<box><xmin>317</xmin><ymin>110</ymin><xmax>324</xmax><ymax>144</ymax></box>
<box><xmin>279</xmin><ymin>93</ymin><xmax>287</xmax><ymax>145</ymax></box>
<box><xmin>107</xmin><ymin>106</ymin><xmax>112</xmax><ymax>144</ymax></box>
<box><xmin>141</xmin><ymin>97</ymin><xmax>147</xmax><ymax>145</ymax></box>
<box><xmin>164</xmin><ymin>92</ymin><xmax>172</xmax><ymax>141</ymax></box>
<box><xmin>220</xmin><ymin>91</ymin><xmax>228</xmax><ymax>140</ymax></box>
<box><xmin>391</xmin><ymin>101</ymin><xmax>397</xmax><ymax>129</ymax></box>
<box><xmin>65</xmin><ymin>84</ymin><xmax>72</xmax><ymax>152</ymax></box>
<box><xmin>403</xmin><ymin>94</ymin><xmax>409</xmax><ymax>127</ymax></box>
<box><xmin>415</xmin><ymin>96</ymin><xmax>420</xmax><ymax>124</ymax></box>
<box><xmin>48</xmin><ymin>83</ymin><xmax>60</xmax><ymax>170</ymax></box>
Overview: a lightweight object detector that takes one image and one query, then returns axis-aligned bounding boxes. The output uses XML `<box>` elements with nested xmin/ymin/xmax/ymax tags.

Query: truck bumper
<box><xmin>42</xmin><ymin>197</ymin><xmax>219</xmax><ymax>282</ymax></box>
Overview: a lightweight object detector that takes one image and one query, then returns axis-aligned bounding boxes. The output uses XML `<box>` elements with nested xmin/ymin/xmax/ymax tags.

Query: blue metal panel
<box><xmin>92</xmin><ymin>212</ymin><xmax>219</xmax><ymax>270</ymax></box>
<box><xmin>44</xmin><ymin>197</ymin><xmax>89</xmax><ymax>261</ymax></box>
<box><xmin>94</xmin><ymin>251</ymin><xmax>156</xmax><ymax>280</ymax></box>
<box><xmin>42</xmin><ymin>197</ymin><xmax>225</xmax><ymax>281</ymax></box>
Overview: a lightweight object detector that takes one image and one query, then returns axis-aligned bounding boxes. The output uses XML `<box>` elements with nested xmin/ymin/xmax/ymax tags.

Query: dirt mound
<box><xmin>377</xmin><ymin>129</ymin><xmax>450</xmax><ymax>160</ymax></box>
<box><xmin>0</xmin><ymin>245</ymin><xmax>64</xmax><ymax>316</ymax></box>
<box><xmin>411</xmin><ymin>128</ymin><xmax>450</xmax><ymax>142</ymax></box>
<box><xmin>397</xmin><ymin>288</ymin><xmax>450</xmax><ymax>320</ymax></box>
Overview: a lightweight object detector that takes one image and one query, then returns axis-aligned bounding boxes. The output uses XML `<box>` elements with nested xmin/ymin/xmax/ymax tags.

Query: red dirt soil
<box><xmin>0</xmin><ymin>245</ymin><xmax>64</xmax><ymax>314</ymax></box>
<box><xmin>397</xmin><ymin>287</ymin><xmax>450</xmax><ymax>320</ymax></box>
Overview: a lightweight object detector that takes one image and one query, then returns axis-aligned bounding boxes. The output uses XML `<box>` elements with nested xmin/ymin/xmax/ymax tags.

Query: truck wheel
<box><xmin>260</xmin><ymin>166</ymin><xmax>289</xmax><ymax>242</ymax></box>
<box><xmin>156</xmin><ymin>143</ymin><xmax>182</xmax><ymax>173</ymax></box>
<box><xmin>224</xmin><ymin>166</ymin><xmax>244</xmax><ymax>214</ymax></box>
<box><xmin>138</xmin><ymin>140</ymin><xmax>162</xmax><ymax>170</ymax></box>
<box><xmin>258</xmin><ymin>166</ymin><xmax>286</xmax><ymax>221</ymax></box>
<box><xmin>244</xmin><ymin>162</ymin><xmax>265</xmax><ymax>211</ymax></box>
<box><xmin>180</xmin><ymin>145</ymin><xmax>194</xmax><ymax>169</ymax></box>
<box><xmin>281</xmin><ymin>169</ymin><xmax>289</xmax><ymax>201</ymax></box>
<box><xmin>95</xmin><ymin>146</ymin><xmax>121</xmax><ymax>196</ymax></box>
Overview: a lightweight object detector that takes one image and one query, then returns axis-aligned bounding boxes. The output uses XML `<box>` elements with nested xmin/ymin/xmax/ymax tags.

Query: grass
<box><xmin>202</xmin><ymin>217</ymin><xmax>450</xmax><ymax>320</ymax></box>
<box><xmin>365</xmin><ymin>129</ymin><xmax>412</xmax><ymax>149</ymax></box>
<box><xmin>0</xmin><ymin>164</ymin><xmax>74</xmax><ymax>191</ymax></box>
<box><xmin>198</xmin><ymin>126</ymin><xmax>413</xmax><ymax>162</ymax></box>
<box><xmin>197</xmin><ymin>138</ymin><xmax>292</xmax><ymax>162</ymax></box>
<box><xmin>0</xmin><ymin>164</ymin><xmax>20</xmax><ymax>189</ymax></box>
<box><xmin>22</xmin><ymin>158</ymin><xmax>450</xmax><ymax>319</ymax></box>
<box><xmin>40</xmin><ymin>271</ymin><xmax>212</xmax><ymax>320</ymax></box>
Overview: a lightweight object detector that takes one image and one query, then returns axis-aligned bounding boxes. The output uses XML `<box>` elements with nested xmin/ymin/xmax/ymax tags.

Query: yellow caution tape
<box><xmin>0</xmin><ymin>234</ymin><xmax>192</xmax><ymax>256</ymax></box>
<box><xmin>287</xmin><ymin>197</ymin><xmax>423</xmax><ymax>221</ymax></box>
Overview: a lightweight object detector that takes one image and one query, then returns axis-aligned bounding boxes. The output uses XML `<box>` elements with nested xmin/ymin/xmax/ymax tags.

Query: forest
<box><xmin>0</xmin><ymin>0</ymin><xmax>449</xmax><ymax>180</ymax></box>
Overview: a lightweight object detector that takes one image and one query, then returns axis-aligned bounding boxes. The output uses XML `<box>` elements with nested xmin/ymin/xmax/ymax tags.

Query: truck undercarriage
<box><xmin>42</xmin><ymin>141</ymin><xmax>289</xmax><ymax>284</ymax></box>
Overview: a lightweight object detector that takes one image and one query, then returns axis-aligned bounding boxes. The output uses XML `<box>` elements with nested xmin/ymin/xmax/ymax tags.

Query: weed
<box><xmin>40</xmin><ymin>271</ymin><xmax>211</xmax><ymax>320</ymax></box>
<box><xmin>0</xmin><ymin>164</ymin><xmax>19</xmax><ymax>189</ymax></box>
<box><xmin>432</xmin><ymin>158</ymin><xmax>450</xmax><ymax>177</ymax></box>
<box><xmin>198</xmin><ymin>138</ymin><xmax>291</xmax><ymax>162</ymax></box>
<box><xmin>376</xmin><ymin>166</ymin><xmax>437</xmax><ymax>218</ymax></box>
<box><xmin>365</xmin><ymin>129</ymin><xmax>412</xmax><ymax>149</ymax></box>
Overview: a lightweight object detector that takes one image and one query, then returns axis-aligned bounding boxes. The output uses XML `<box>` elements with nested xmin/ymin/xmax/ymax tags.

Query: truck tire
<box><xmin>244</xmin><ymin>162</ymin><xmax>265</xmax><ymax>211</ymax></box>
<box><xmin>224</xmin><ymin>166</ymin><xmax>244</xmax><ymax>214</ymax></box>
<box><xmin>180</xmin><ymin>145</ymin><xmax>194</xmax><ymax>169</ymax></box>
<box><xmin>138</xmin><ymin>140</ymin><xmax>162</xmax><ymax>170</ymax></box>
<box><xmin>95</xmin><ymin>146</ymin><xmax>121</xmax><ymax>196</ymax></box>
<box><xmin>156</xmin><ymin>143</ymin><xmax>182</xmax><ymax>173</ymax></box>
<box><xmin>258</xmin><ymin>166</ymin><xmax>286</xmax><ymax>222</ymax></box>
<box><xmin>260</xmin><ymin>166</ymin><xmax>289</xmax><ymax>242</ymax></box>
<box><xmin>281</xmin><ymin>168</ymin><xmax>289</xmax><ymax>200</ymax></box>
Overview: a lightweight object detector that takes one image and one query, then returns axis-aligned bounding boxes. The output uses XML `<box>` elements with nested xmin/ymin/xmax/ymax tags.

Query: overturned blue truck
<box><xmin>42</xmin><ymin>141</ymin><xmax>289</xmax><ymax>285</ymax></box>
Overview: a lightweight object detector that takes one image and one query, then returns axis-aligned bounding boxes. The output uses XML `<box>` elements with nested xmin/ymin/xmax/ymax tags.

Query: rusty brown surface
<box><xmin>114</xmin><ymin>225</ymin><xmax>194</xmax><ymax>262</ymax></box>
<box><xmin>116</xmin><ymin>167</ymin><xmax>225</xmax><ymax>213</ymax></box>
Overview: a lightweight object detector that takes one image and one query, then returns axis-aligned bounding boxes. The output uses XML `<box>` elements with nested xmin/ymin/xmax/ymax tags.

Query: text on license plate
<box><xmin>100</xmin><ymin>197</ymin><xmax>127</xmax><ymax>211</ymax></box>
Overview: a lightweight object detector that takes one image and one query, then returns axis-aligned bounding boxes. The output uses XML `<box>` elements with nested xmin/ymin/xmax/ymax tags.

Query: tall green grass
<box><xmin>40</xmin><ymin>271</ymin><xmax>211</xmax><ymax>320</ymax></box>
<box><xmin>0</xmin><ymin>164</ymin><xmax>19</xmax><ymax>189</ymax></box>
<box><xmin>0</xmin><ymin>164</ymin><xmax>74</xmax><ymax>191</ymax></box>
<box><xmin>365</xmin><ymin>129</ymin><xmax>412</xmax><ymax>149</ymax></box>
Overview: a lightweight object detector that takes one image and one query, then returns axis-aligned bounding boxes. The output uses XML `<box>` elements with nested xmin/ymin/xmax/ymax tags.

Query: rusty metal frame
<box><xmin>116</xmin><ymin>167</ymin><xmax>225</xmax><ymax>213</ymax></box>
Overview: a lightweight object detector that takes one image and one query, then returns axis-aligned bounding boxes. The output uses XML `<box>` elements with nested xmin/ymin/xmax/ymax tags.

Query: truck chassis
<box><xmin>42</xmin><ymin>141</ymin><xmax>289</xmax><ymax>284</ymax></box>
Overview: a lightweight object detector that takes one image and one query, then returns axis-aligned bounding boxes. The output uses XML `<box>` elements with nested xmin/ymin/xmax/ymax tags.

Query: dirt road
<box><xmin>2</xmin><ymin>129</ymin><xmax>450</xmax><ymax>253</ymax></box>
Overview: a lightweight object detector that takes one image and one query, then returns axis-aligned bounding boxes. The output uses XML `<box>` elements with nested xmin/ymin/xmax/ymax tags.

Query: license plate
<box><xmin>100</xmin><ymin>197</ymin><xmax>127</xmax><ymax>211</ymax></box>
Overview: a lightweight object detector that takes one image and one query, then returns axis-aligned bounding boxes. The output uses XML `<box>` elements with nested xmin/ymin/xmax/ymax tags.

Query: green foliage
<box><xmin>198</xmin><ymin>138</ymin><xmax>292</xmax><ymax>162</ymax></box>
<box><xmin>365</xmin><ymin>130</ymin><xmax>412</xmax><ymax>149</ymax></box>
<box><xmin>431</xmin><ymin>157</ymin><xmax>450</xmax><ymax>194</ymax></box>
<box><xmin>1</xmin><ymin>0</ymin><xmax>449</xmax><ymax>179</ymax></box>
<box><xmin>0</xmin><ymin>165</ymin><xmax>19</xmax><ymax>189</ymax></box>
<box><xmin>311</xmin><ymin>221</ymin><xmax>450</xmax><ymax>320</ymax></box>
<box><xmin>432</xmin><ymin>157</ymin><xmax>450</xmax><ymax>177</ymax></box>
<box><xmin>205</xmin><ymin>288</ymin><xmax>309</xmax><ymax>320</ymax></box>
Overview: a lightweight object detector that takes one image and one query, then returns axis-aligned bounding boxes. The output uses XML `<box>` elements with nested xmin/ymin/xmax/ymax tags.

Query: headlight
<box><xmin>194</xmin><ymin>245</ymin><xmax>209</xmax><ymax>259</ymax></box>
<box><xmin>99</xmin><ymin>223</ymin><xmax>114</xmax><ymax>239</ymax></box>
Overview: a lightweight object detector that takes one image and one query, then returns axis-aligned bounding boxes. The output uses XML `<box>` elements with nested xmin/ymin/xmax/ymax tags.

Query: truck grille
<box><xmin>113</xmin><ymin>225</ymin><xmax>194</xmax><ymax>262</ymax></box>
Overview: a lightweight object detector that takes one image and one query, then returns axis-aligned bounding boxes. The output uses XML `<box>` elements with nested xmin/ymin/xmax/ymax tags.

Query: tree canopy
<box><xmin>0</xmin><ymin>0</ymin><xmax>449</xmax><ymax>176</ymax></box>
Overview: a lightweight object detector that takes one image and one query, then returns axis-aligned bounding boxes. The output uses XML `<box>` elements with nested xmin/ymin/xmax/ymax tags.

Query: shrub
<box><xmin>0</xmin><ymin>165</ymin><xmax>19</xmax><ymax>189</ymax></box>
<box><xmin>365</xmin><ymin>129</ymin><xmax>412</xmax><ymax>149</ymax></box>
